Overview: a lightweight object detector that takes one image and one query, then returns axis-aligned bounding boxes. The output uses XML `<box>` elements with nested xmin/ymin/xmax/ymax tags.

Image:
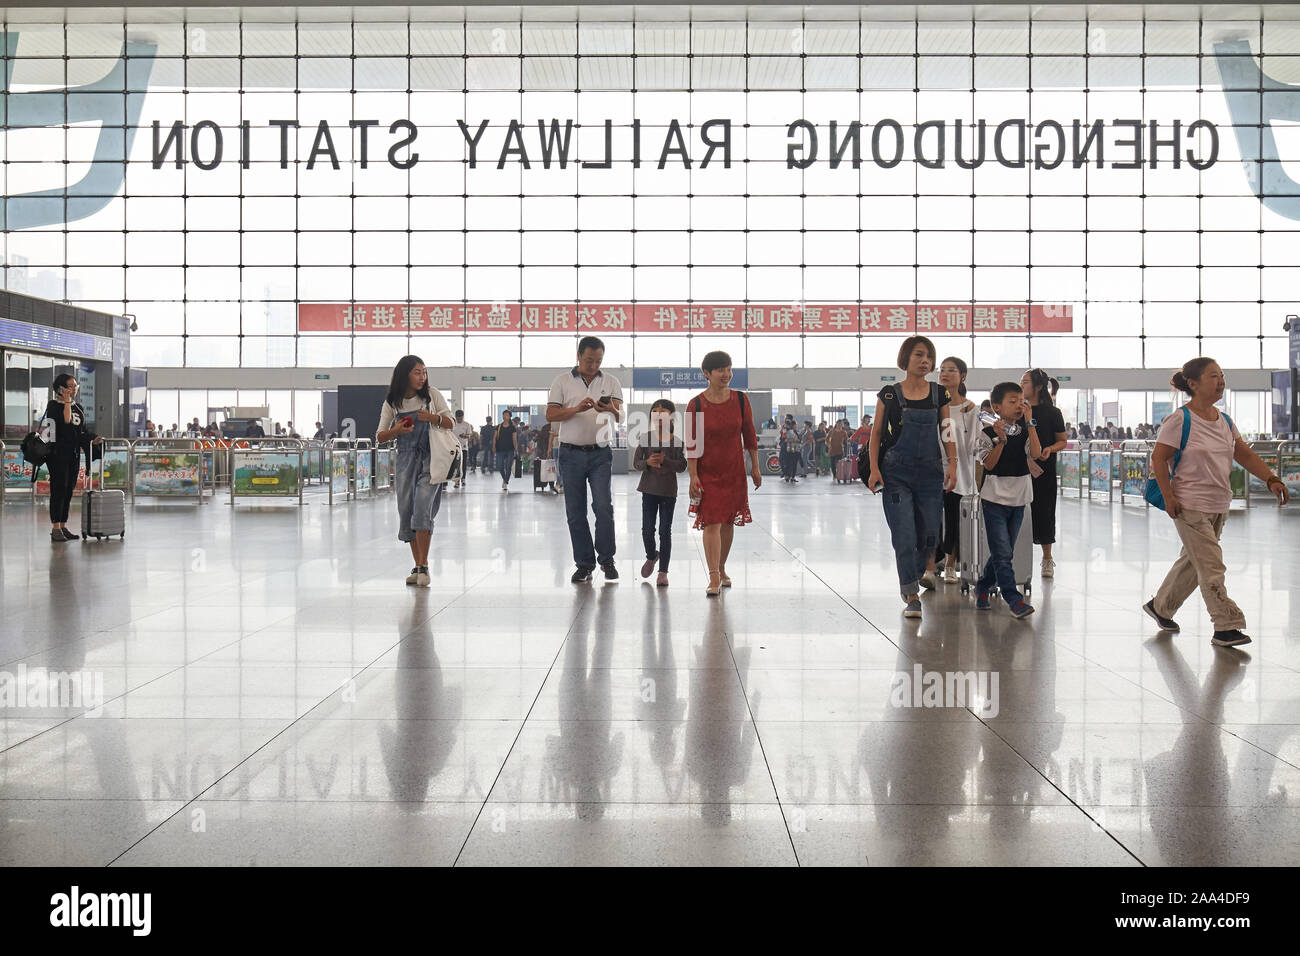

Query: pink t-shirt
<box><xmin>1155</xmin><ymin>407</ymin><xmax>1240</xmax><ymax>514</ymax></box>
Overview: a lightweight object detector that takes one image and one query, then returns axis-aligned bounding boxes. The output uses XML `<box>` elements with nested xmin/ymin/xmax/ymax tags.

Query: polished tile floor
<box><xmin>1</xmin><ymin>472</ymin><xmax>1296</xmax><ymax>866</ymax></box>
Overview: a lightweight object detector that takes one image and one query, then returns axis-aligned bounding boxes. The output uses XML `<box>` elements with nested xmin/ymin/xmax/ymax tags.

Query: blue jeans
<box><xmin>880</xmin><ymin>450</ymin><xmax>944</xmax><ymax>598</ymax></box>
<box><xmin>557</xmin><ymin>445</ymin><xmax>615</xmax><ymax>569</ymax></box>
<box><xmin>495</xmin><ymin>449</ymin><xmax>514</xmax><ymax>484</ymax></box>
<box><xmin>977</xmin><ymin>500</ymin><xmax>1025</xmax><ymax>605</ymax></box>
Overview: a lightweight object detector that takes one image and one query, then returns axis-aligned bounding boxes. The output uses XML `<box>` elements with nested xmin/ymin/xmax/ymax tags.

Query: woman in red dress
<box><xmin>685</xmin><ymin>351</ymin><xmax>762</xmax><ymax>596</ymax></box>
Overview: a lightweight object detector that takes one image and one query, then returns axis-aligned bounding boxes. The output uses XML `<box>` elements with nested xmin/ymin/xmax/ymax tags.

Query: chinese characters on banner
<box><xmin>297</xmin><ymin>302</ymin><xmax>1074</xmax><ymax>334</ymax></box>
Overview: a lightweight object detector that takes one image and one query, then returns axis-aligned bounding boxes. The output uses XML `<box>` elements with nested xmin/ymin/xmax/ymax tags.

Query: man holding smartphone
<box><xmin>547</xmin><ymin>336</ymin><xmax>624</xmax><ymax>583</ymax></box>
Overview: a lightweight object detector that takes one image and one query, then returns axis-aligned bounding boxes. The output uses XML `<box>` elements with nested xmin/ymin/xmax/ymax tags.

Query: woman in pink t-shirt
<box><xmin>1143</xmin><ymin>358</ymin><xmax>1289</xmax><ymax>647</ymax></box>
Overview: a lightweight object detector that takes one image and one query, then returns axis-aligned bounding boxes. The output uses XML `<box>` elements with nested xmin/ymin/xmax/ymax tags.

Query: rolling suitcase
<box><xmin>835</xmin><ymin>455</ymin><xmax>858</xmax><ymax>484</ymax></box>
<box><xmin>958</xmin><ymin>495</ymin><xmax>1032</xmax><ymax>596</ymax></box>
<box><xmin>82</xmin><ymin>456</ymin><xmax>125</xmax><ymax>541</ymax></box>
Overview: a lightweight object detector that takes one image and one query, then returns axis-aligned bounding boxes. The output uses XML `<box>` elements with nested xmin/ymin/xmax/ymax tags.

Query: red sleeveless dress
<box><xmin>688</xmin><ymin>390</ymin><xmax>758</xmax><ymax>530</ymax></box>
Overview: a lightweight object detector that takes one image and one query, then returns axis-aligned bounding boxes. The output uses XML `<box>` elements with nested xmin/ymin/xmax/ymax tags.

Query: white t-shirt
<box><xmin>547</xmin><ymin>367</ymin><xmax>623</xmax><ymax>445</ymax></box>
<box><xmin>1156</xmin><ymin>406</ymin><xmax>1240</xmax><ymax>514</ymax></box>
<box><xmin>376</xmin><ymin>389</ymin><xmax>451</xmax><ymax>439</ymax></box>
<box><xmin>452</xmin><ymin>420</ymin><xmax>473</xmax><ymax>448</ymax></box>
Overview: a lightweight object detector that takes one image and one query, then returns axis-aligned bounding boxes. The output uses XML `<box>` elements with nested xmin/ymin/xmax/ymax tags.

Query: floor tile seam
<box><xmin>970</xmin><ymin>715</ymin><xmax>1149</xmax><ymax>866</ymax></box>
<box><xmin>449</xmin><ymin>589</ymin><xmax>594</xmax><ymax>867</ymax></box>
<box><xmin>1035</xmin><ymin>647</ymin><xmax>1300</xmax><ymax>773</ymax></box>
<box><xmin>698</xmin><ymin>526</ymin><xmax>802</xmax><ymax>867</ymax></box>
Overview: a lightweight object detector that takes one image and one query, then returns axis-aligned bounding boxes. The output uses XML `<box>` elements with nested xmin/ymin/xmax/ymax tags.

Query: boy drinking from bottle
<box><xmin>972</xmin><ymin>382</ymin><xmax>1043</xmax><ymax>618</ymax></box>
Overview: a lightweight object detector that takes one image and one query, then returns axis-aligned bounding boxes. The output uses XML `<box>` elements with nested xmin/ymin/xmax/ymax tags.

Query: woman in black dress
<box><xmin>1020</xmin><ymin>368</ymin><xmax>1068</xmax><ymax>579</ymax></box>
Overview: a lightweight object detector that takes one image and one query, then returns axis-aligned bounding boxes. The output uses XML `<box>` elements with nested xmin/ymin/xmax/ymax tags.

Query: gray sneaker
<box><xmin>903</xmin><ymin>599</ymin><xmax>922</xmax><ymax>619</ymax></box>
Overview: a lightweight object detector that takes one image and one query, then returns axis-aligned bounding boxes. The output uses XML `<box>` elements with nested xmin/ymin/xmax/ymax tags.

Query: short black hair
<box><xmin>455</xmin><ymin>410</ymin><xmax>463</xmax><ymax>417</ymax></box>
<box><xmin>701</xmin><ymin>350</ymin><xmax>732</xmax><ymax>374</ymax></box>
<box><xmin>650</xmin><ymin>398</ymin><xmax>676</xmax><ymax>414</ymax></box>
<box><xmin>577</xmin><ymin>335</ymin><xmax>605</xmax><ymax>355</ymax></box>
<box><xmin>990</xmin><ymin>382</ymin><xmax>1023</xmax><ymax>405</ymax></box>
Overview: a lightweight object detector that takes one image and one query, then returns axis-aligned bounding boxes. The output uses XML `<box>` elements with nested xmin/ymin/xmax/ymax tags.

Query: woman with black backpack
<box><xmin>864</xmin><ymin>336</ymin><xmax>958</xmax><ymax>620</ymax></box>
<box><xmin>42</xmin><ymin>373</ymin><xmax>98</xmax><ymax>543</ymax></box>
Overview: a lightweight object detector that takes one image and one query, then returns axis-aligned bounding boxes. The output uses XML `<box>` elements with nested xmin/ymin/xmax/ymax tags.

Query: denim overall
<box><xmin>880</xmin><ymin>388</ymin><xmax>945</xmax><ymax>598</ymax></box>
<box><xmin>393</xmin><ymin>404</ymin><xmax>443</xmax><ymax>543</ymax></box>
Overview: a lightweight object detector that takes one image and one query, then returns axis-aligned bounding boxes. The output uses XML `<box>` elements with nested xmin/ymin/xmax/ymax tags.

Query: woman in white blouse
<box><xmin>924</xmin><ymin>356</ymin><xmax>981</xmax><ymax>586</ymax></box>
<box><xmin>375</xmin><ymin>355</ymin><xmax>455</xmax><ymax>587</ymax></box>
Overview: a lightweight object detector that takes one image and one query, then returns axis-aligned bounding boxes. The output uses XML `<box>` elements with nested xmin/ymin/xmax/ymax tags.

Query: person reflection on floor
<box><xmin>637</xmin><ymin>585</ymin><xmax>687</xmax><ymax>798</ymax></box>
<box><xmin>685</xmin><ymin>601</ymin><xmax>759</xmax><ymax>826</ymax></box>
<box><xmin>378</xmin><ymin>591</ymin><xmax>460</xmax><ymax>803</ymax></box>
<box><xmin>547</xmin><ymin>586</ymin><xmax>623</xmax><ymax>820</ymax></box>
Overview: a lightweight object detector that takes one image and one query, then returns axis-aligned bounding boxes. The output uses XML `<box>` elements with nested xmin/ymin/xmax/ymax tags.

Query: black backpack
<box><xmin>20</xmin><ymin>431</ymin><xmax>52</xmax><ymax>470</ymax></box>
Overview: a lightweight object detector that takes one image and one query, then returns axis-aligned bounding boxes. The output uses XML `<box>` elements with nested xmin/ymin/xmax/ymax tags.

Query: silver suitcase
<box><xmin>958</xmin><ymin>494</ymin><xmax>1032</xmax><ymax>596</ymax></box>
<box><xmin>82</xmin><ymin>458</ymin><xmax>125</xmax><ymax>540</ymax></box>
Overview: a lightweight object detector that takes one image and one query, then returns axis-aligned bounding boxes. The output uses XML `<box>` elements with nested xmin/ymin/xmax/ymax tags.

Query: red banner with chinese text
<box><xmin>297</xmin><ymin>302</ymin><xmax>1073</xmax><ymax>334</ymax></box>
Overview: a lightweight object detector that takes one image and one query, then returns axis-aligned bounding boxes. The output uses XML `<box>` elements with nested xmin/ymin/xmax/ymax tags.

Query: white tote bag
<box><xmin>427</xmin><ymin>412</ymin><xmax>462</xmax><ymax>485</ymax></box>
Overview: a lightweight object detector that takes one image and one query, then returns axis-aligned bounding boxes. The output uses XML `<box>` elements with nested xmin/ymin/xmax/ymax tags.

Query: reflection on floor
<box><xmin>1</xmin><ymin>471</ymin><xmax>1296</xmax><ymax>866</ymax></box>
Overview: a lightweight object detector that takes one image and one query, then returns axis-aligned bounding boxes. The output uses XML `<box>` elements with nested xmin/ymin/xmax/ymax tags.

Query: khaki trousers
<box><xmin>1153</xmin><ymin>509</ymin><xmax>1246</xmax><ymax>631</ymax></box>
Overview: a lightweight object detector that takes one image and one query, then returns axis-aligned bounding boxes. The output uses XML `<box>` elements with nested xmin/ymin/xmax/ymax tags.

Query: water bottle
<box><xmin>977</xmin><ymin>413</ymin><xmax>1019</xmax><ymax>439</ymax></box>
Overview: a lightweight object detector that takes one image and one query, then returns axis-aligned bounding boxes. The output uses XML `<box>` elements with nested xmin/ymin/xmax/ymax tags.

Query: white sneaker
<box><xmin>920</xmin><ymin>572</ymin><xmax>936</xmax><ymax>590</ymax></box>
<box><xmin>943</xmin><ymin>565</ymin><xmax>959</xmax><ymax>584</ymax></box>
<box><xmin>416</xmin><ymin>567</ymin><xmax>431</xmax><ymax>587</ymax></box>
<box><xmin>1041</xmin><ymin>558</ymin><xmax>1055</xmax><ymax>579</ymax></box>
<box><xmin>405</xmin><ymin>567</ymin><xmax>420</xmax><ymax>585</ymax></box>
<box><xmin>502</xmin><ymin>482</ymin><xmax>509</xmax><ymax>493</ymax></box>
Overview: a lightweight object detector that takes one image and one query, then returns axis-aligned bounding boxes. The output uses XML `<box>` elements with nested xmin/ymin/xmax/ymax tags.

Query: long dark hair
<box><xmin>385</xmin><ymin>355</ymin><xmax>431</xmax><ymax>409</ymax></box>
<box><xmin>1025</xmin><ymin>368</ymin><xmax>1053</xmax><ymax>405</ymax></box>
<box><xmin>940</xmin><ymin>356</ymin><xmax>968</xmax><ymax>397</ymax></box>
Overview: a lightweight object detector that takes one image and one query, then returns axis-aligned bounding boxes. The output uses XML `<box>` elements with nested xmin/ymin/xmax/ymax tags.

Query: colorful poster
<box><xmin>330</xmin><ymin>449</ymin><xmax>350</xmax><ymax>496</ymax></box>
<box><xmin>1229</xmin><ymin>462</ymin><xmax>1247</xmax><ymax>499</ymax></box>
<box><xmin>356</xmin><ymin>450</ymin><xmax>372</xmax><ymax>493</ymax></box>
<box><xmin>133</xmin><ymin>452</ymin><xmax>200</xmax><ymax>496</ymax></box>
<box><xmin>306</xmin><ymin>447</ymin><xmax>322</xmax><ymax>481</ymax></box>
<box><xmin>1057</xmin><ymin>450</ymin><xmax>1082</xmax><ymax>493</ymax></box>
<box><xmin>101</xmin><ymin>449</ymin><xmax>130</xmax><ymax>489</ymax></box>
<box><xmin>375</xmin><ymin>448</ymin><xmax>391</xmax><ymax>489</ymax></box>
<box><xmin>1089</xmin><ymin>452</ymin><xmax>1111</xmax><ymax>494</ymax></box>
<box><xmin>1281</xmin><ymin>453</ymin><xmax>1300</xmax><ymax>498</ymax></box>
<box><xmin>3</xmin><ymin>449</ymin><xmax>34</xmax><ymax>487</ymax></box>
<box><xmin>1122</xmin><ymin>453</ymin><xmax>1148</xmax><ymax>498</ymax></box>
<box><xmin>233</xmin><ymin>452</ymin><xmax>301</xmax><ymax>497</ymax></box>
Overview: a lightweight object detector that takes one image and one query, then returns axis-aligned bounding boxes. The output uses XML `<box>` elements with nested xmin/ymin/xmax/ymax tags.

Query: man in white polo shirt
<box><xmin>547</xmin><ymin>336</ymin><xmax>624</xmax><ymax>583</ymax></box>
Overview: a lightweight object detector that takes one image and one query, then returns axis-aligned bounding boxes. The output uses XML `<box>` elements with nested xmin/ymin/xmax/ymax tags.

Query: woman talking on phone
<box><xmin>376</xmin><ymin>355</ymin><xmax>455</xmax><ymax>587</ymax></box>
<box><xmin>44</xmin><ymin>373</ymin><xmax>98</xmax><ymax>543</ymax></box>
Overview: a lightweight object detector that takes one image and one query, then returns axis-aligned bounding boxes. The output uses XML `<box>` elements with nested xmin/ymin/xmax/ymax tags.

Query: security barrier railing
<box><xmin>327</xmin><ymin>438</ymin><xmax>355</xmax><ymax>505</ymax></box>
<box><xmin>1086</xmin><ymin>440</ymin><xmax>1114</xmax><ymax>502</ymax></box>
<box><xmin>229</xmin><ymin>438</ymin><xmax>306</xmax><ymax>506</ymax></box>
<box><xmin>129</xmin><ymin>438</ymin><xmax>206</xmax><ymax>504</ymax></box>
<box><xmin>1117</xmin><ymin>440</ymin><xmax>1154</xmax><ymax>506</ymax></box>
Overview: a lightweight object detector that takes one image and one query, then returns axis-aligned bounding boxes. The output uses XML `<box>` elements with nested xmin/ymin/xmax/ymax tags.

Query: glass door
<box><xmin>4</xmin><ymin>352</ymin><xmax>29</xmax><ymax>438</ymax></box>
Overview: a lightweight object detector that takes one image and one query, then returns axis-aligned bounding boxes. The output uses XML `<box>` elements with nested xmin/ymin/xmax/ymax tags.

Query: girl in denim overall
<box><xmin>377</xmin><ymin>356</ymin><xmax>452</xmax><ymax>587</ymax></box>
<box><xmin>865</xmin><ymin>337</ymin><xmax>957</xmax><ymax>620</ymax></box>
